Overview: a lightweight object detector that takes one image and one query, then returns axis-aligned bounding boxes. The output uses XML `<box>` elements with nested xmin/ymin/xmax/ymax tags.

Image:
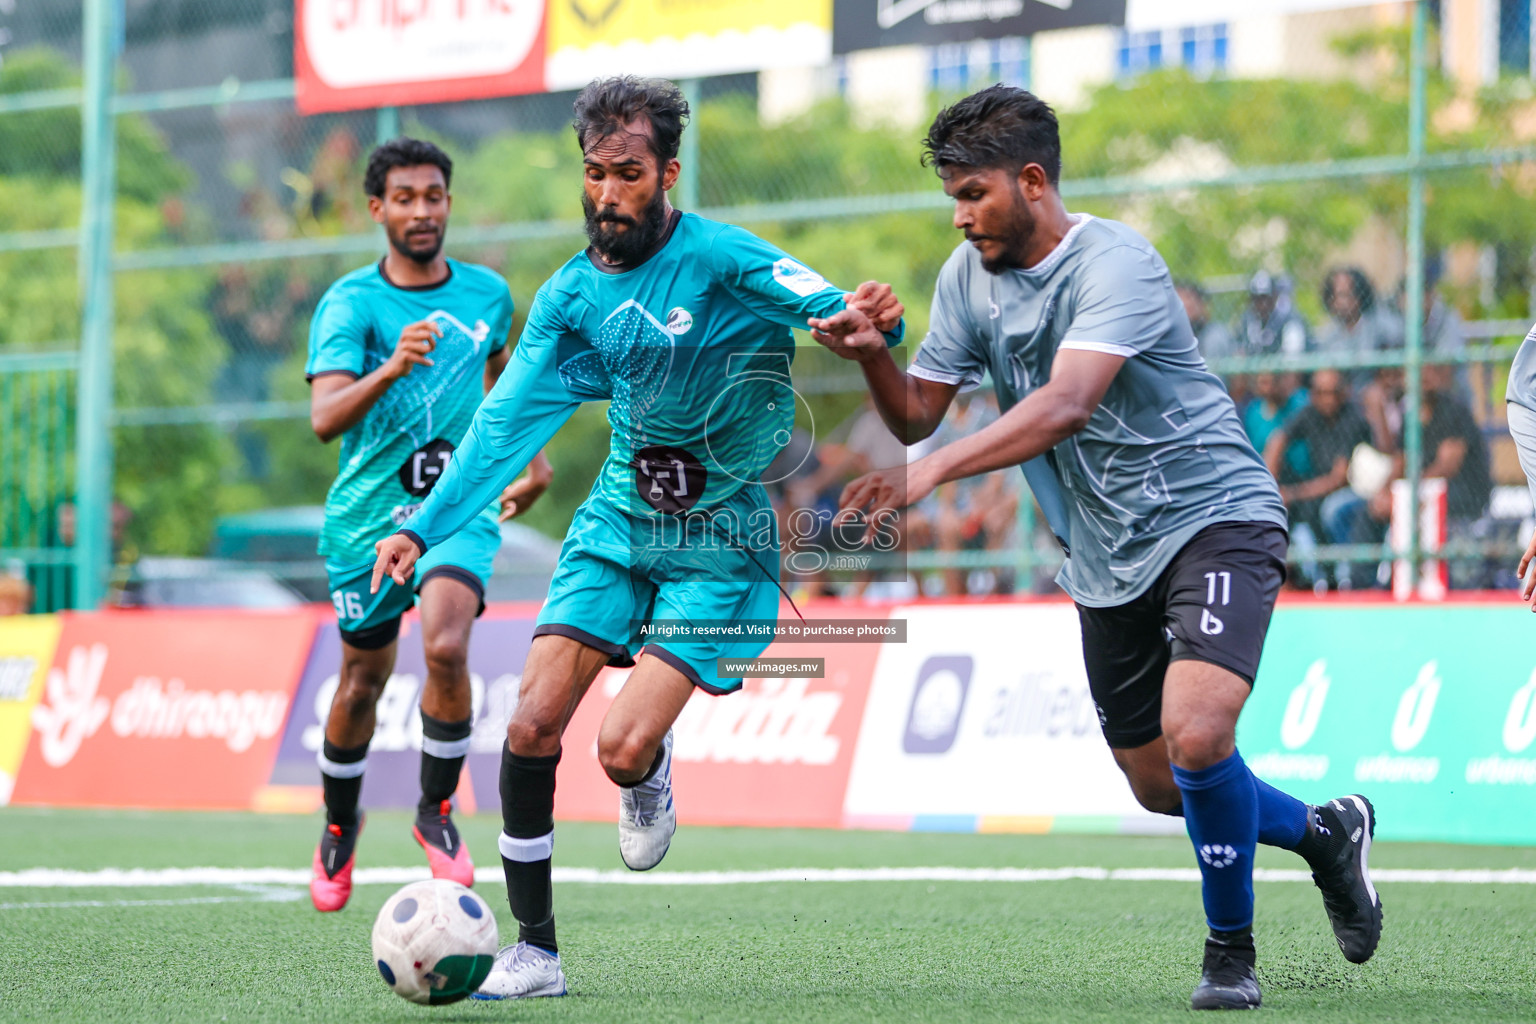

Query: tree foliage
<box><xmin>8</xmin><ymin>36</ymin><xmax>1536</xmax><ymax>559</ymax></box>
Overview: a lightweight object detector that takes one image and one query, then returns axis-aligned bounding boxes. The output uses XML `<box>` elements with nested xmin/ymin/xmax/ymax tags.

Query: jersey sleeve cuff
<box><xmin>881</xmin><ymin>319</ymin><xmax>906</xmax><ymax>348</ymax></box>
<box><xmin>1059</xmin><ymin>339</ymin><xmax>1140</xmax><ymax>358</ymax></box>
<box><xmin>306</xmin><ymin>368</ymin><xmax>361</xmax><ymax>383</ymax></box>
<box><xmin>397</xmin><ymin>529</ymin><xmax>428</xmax><ymax>556</ymax></box>
<box><xmin>909</xmin><ymin>363</ymin><xmax>984</xmax><ymax>392</ymax></box>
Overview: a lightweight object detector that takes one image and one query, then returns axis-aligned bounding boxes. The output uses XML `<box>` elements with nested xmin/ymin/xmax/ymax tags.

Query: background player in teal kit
<box><xmin>371</xmin><ymin>77</ymin><xmax>903</xmax><ymax>999</ymax></box>
<box><xmin>813</xmin><ymin>87</ymin><xmax>1382</xmax><ymax>1011</ymax></box>
<box><xmin>305</xmin><ymin>138</ymin><xmax>553</xmax><ymax>912</ymax></box>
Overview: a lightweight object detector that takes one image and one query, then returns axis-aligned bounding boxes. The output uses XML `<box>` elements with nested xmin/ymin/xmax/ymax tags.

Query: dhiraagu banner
<box><xmin>0</xmin><ymin>613</ymin><xmax>63</xmax><ymax>806</ymax></box>
<box><xmin>1241</xmin><ymin>604</ymin><xmax>1536</xmax><ymax>845</ymax></box>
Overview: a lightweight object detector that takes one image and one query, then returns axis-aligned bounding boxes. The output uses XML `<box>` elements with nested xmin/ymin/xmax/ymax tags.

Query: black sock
<box><xmin>499</xmin><ymin>743</ymin><xmax>560</xmax><ymax>954</ymax></box>
<box><xmin>418</xmin><ymin>711</ymin><xmax>472</xmax><ymax>815</ymax></box>
<box><xmin>1294</xmin><ymin>803</ymin><xmax>1346</xmax><ymax>869</ymax></box>
<box><xmin>1207</xmin><ymin>925</ymin><xmax>1257</xmax><ymax>964</ymax></box>
<box><xmin>320</xmin><ymin>739</ymin><xmax>368</xmax><ymax>828</ymax></box>
<box><xmin>616</xmin><ymin>743</ymin><xmax>667</xmax><ymax>789</ymax></box>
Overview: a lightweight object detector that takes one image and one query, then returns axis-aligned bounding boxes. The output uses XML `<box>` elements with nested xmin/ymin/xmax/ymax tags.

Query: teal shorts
<box><xmin>534</xmin><ymin>484</ymin><xmax>783</xmax><ymax>694</ymax></box>
<box><xmin>326</xmin><ymin>507</ymin><xmax>501</xmax><ymax>649</ymax></box>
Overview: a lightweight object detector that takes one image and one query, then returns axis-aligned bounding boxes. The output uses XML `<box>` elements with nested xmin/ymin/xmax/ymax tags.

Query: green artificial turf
<box><xmin>0</xmin><ymin>808</ymin><xmax>1532</xmax><ymax>1022</ymax></box>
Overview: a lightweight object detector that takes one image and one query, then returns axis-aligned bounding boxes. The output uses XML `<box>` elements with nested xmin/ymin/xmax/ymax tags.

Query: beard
<box><xmin>388</xmin><ymin>224</ymin><xmax>443</xmax><ymax>265</ymax></box>
<box><xmin>971</xmin><ymin>185</ymin><xmax>1035</xmax><ymax>274</ymax></box>
<box><xmin>584</xmin><ymin>187</ymin><xmax>669</xmax><ymax>266</ymax></box>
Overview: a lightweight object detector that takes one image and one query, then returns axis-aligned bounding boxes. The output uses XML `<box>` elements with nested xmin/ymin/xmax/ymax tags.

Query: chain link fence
<box><xmin>1</xmin><ymin>0</ymin><xmax>1533</xmax><ymax>611</ymax></box>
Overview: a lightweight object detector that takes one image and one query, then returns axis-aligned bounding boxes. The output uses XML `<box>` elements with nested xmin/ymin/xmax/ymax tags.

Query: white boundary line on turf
<box><xmin>3</xmin><ymin>865</ymin><xmax>1536</xmax><ymax>890</ymax></box>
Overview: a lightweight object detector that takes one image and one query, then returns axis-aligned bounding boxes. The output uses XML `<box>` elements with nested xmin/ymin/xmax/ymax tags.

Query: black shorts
<box><xmin>1076</xmin><ymin>521</ymin><xmax>1287</xmax><ymax>749</ymax></box>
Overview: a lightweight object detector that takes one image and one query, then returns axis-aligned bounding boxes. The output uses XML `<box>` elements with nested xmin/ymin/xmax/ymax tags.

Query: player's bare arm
<box><xmin>840</xmin><ymin>347</ymin><xmax>1124</xmax><ymax>526</ymax></box>
<box><xmin>809</xmin><ymin>303</ymin><xmax>959</xmax><ymax>443</ymax></box>
<box><xmin>309</xmin><ymin>319</ymin><xmax>441</xmax><ymax>442</ymax></box>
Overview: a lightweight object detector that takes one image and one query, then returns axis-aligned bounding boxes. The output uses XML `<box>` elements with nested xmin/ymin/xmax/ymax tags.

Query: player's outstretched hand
<box><xmin>808</xmin><ymin>304</ymin><xmax>884</xmax><ymax>363</ymax></box>
<box><xmin>1519</xmin><ymin>525</ymin><xmax>1536</xmax><ymax>609</ymax></box>
<box><xmin>499</xmin><ymin>455</ymin><xmax>555</xmax><ymax>522</ymax></box>
<box><xmin>371</xmin><ymin>534</ymin><xmax>421</xmax><ymax>594</ymax></box>
<box><xmin>839</xmin><ymin>462</ymin><xmax>936</xmax><ymax>543</ymax></box>
<box><xmin>384</xmin><ymin>319</ymin><xmax>441</xmax><ymax>380</ymax></box>
<box><xmin>845</xmin><ymin>281</ymin><xmax>904</xmax><ymax>333</ymax></box>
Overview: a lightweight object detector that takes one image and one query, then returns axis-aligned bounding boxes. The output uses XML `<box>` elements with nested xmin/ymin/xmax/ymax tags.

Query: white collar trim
<box><xmin>1015</xmin><ymin>212</ymin><xmax>1093</xmax><ymax>278</ymax></box>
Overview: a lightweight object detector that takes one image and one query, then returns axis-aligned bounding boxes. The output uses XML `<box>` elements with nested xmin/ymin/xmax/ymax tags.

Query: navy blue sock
<box><xmin>1172</xmin><ymin>750</ymin><xmax>1258</xmax><ymax>933</ymax></box>
<box><xmin>1158</xmin><ymin>782</ymin><xmax>1306</xmax><ymax>849</ymax></box>
<box><xmin>1253</xmin><ymin>776</ymin><xmax>1308</xmax><ymax>850</ymax></box>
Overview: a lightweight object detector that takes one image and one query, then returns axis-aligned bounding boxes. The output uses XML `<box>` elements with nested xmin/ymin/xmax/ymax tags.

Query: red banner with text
<box><xmin>11</xmin><ymin>611</ymin><xmax>318</xmax><ymax>810</ymax></box>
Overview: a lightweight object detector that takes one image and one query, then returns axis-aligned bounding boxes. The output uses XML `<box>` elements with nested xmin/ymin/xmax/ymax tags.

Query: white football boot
<box><xmin>618</xmin><ymin>729</ymin><xmax>676</xmax><ymax>871</ymax></box>
<box><xmin>471</xmin><ymin>942</ymin><xmax>566</xmax><ymax>1000</ymax></box>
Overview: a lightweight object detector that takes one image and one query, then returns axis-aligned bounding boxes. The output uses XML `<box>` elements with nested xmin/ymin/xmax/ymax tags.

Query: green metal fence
<box><xmin>1</xmin><ymin>0</ymin><xmax>1534</xmax><ymax>609</ymax></box>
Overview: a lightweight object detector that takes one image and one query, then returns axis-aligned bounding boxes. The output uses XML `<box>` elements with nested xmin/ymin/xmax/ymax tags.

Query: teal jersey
<box><xmin>401</xmin><ymin>211</ymin><xmax>902</xmax><ymax>551</ymax></box>
<box><xmin>305</xmin><ymin>258</ymin><xmax>514</xmax><ymax>564</ymax></box>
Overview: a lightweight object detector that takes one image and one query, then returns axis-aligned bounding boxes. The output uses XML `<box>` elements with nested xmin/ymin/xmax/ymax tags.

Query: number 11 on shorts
<box><xmin>1201</xmin><ymin>571</ymin><xmax>1230</xmax><ymax>635</ymax></box>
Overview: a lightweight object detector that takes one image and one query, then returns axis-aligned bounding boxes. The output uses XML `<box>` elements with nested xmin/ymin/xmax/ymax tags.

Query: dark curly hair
<box><xmin>922</xmin><ymin>84</ymin><xmax>1061</xmax><ymax>185</ymax></box>
<box><xmin>363</xmin><ymin>137</ymin><xmax>452</xmax><ymax>198</ymax></box>
<box><xmin>1321</xmin><ymin>266</ymin><xmax>1376</xmax><ymax>316</ymax></box>
<box><xmin>572</xmin><ymin>76</ymin><xmax>690</xmax><ymax>164</ymax></box>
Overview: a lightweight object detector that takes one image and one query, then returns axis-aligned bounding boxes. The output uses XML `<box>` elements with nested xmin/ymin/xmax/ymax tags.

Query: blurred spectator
<box><xmin>1235</xmin><ymin>270</ymin><xmax>1309</xmax><ymax>355</ymax></box>
<box><xmin>1176</xmin><ymin>280</ymin><xmax>1234</xmax><ymax>360</ymax></box>
<box><xmin>0</xmin><ymin>575</ymin><xmax>32</xmax><ymax>616</ymax></box>
<box><xmin>1316</xmin><ymin>364</ymin><xmax>1491</xmax><ymax>589</ymax></box>
<box><xmin>1316</xmin><ymin>267</ymin><xmax>1403</xmax><ymax>358</ymax></box>
<box><xmin>211</xmin><ymin>265</ymin><xmax>310</xmax><ymax>477</ymax></box>
<box><xmin>927</xmin><ymin>393</ymin><xmax>1019</xmax><ymax>596</ymax></box>
<box><xmin>1263</xmin><ymin>369</ymin><xmax>1372</xmax><ymax>588</ymax></box>
<box><xmin>805</xmin><ymin>398</ymin><xmax>933</xmax><ymax>598</ymax></box>
<box><xmin>1393</xmin><ymin>264</ymin><xmax>1472</xmax><ymax>405</ymax></box>
<box><xmin>1242</xmin><ymin>372</ymin><xmax>1307</xmax><ymax>472</ymax></box>
<box><xmin>1419</xmin><ymin>362</ymin><xmax>1491</xmax><ymax>529</ymax></box>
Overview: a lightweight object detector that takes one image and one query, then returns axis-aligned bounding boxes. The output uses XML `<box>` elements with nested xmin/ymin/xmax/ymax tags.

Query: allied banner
<box><xmin>11</xmin><ymin>611</ymin><xmax>315</xmax><ymax>809</ymax></box>
<box><xmin>294</xmin><ymin>0</ymin><xmax>548</xmax><ymax>114</ymax></box>
<box><xmin>0</xmin><ymin>614</ymin><xmax>62</xmax><ymax>806</ymax></box>
<box><xmin>833</xmin><ymin>0</ymin><xmax>1125</xmax><ymax>55</ymax></box>
<box><xmin>842</xmin><ymin>603</ymin><xmax>1167</xmax><ymax>833</ymax></box>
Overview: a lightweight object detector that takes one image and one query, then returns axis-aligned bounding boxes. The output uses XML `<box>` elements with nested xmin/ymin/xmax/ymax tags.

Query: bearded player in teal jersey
<box><xmin>305</xmin><ymin>138</ymin><xmax>553</xmax><ymax>912</ymax></box>
<box><xmin>371</xmin><ymin>78</ymin><xmax>904</xmax><ymax>998</ymax></box>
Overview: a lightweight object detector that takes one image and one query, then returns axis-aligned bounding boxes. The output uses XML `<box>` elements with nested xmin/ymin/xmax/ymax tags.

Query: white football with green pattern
<box><xmin>371</xmin><ymin>878</ymin><xmax>498</xmax><ymax>1005</ymax></box>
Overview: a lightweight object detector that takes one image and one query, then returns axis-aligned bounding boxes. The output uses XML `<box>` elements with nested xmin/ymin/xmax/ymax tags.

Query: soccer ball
<box><xmin>371</xmin><ymin>879</ymin><xmax>499</xmax><ymax>1005</ymax></box>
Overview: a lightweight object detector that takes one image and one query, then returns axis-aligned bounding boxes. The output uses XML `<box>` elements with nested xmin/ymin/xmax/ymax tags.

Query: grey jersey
<box><xmin>1507</xmin><ymin>325</ymin><xmax>1536</xmax><ymax>411</ymax></box>
<box><xmin>911</xmin><ymin>214</ymin><xmax>1287</xmax><ymax>607</ymax></box>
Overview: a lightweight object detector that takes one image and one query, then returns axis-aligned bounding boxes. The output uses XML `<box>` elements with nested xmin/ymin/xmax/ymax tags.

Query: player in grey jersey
<box><xmin>810</xmin><ymin>86</ymin><xmax>1382</xmax><ymax>1010</ymax></box>
<box><xmin>1508</xmin><ymin>328</ymin><xmax>1536</xmax><ymax>602</ymax></box>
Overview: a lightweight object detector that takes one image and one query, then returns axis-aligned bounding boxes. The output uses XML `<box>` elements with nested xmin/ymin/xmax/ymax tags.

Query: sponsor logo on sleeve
<box><xmin>772</xmin><ymin>258</ymin><xmax>832</xmax><ymax>298</ymax></box>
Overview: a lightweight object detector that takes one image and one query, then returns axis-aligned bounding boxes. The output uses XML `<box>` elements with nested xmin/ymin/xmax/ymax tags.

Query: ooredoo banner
<box><xmin>11</xmin><ymin>611</ymin><xmax>315</xmax><ymax>809</ymax></box>
<box><xmin>295</xmin><ymin>0</ymin><xmax>548</xmax><ymax>114</ymax></box>
<box><xmin>263</xmin><ymin>609</ymin><xmax>537</xmax><ymax>814</ymax></box>
<box><xmin>554</xmin><ymin>618</ymin><xmax>883</xmax><ymax>828</ymax></box>
<box><xmin>265</xmin><ymin>606</ymin><xmax>883</xmax><ymax>829</ymax></box>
